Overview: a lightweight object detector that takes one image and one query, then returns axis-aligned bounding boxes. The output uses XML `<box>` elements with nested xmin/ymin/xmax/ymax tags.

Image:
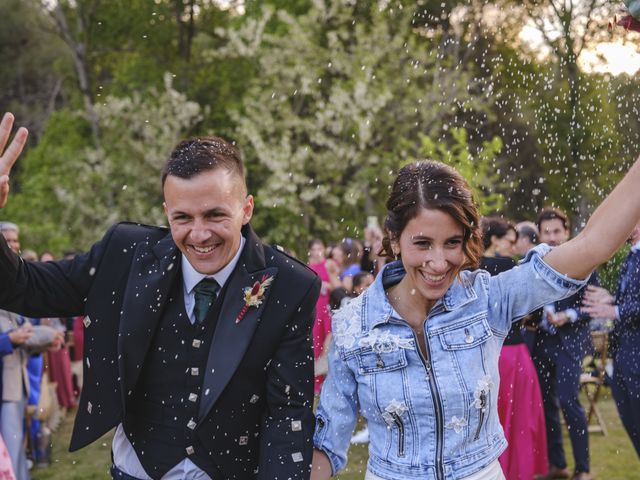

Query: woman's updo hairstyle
<box><xmin>381</xmin><ymin>160</ymin><xmax>483</xmax><ymax>270</ymax></box>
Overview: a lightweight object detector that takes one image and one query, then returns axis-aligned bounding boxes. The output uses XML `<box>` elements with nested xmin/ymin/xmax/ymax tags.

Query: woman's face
<box><xmin>308</xmin><ymin>242</ymin><xmax>325</xmax><ymax>263</ymax></box>
<box><xmin>393</xmin><ymin>208</ymin><xmax>466</xmax><ymax>305</ymax></box>
<box><xmin>492</xmin><ymin>228</ymin><xmax>516</xmax><ymax>256</ymax></box>
<box><xmin>330</xmin><ymin>246</ymin><xmax>344</xmax><ymax>266</ymax></box>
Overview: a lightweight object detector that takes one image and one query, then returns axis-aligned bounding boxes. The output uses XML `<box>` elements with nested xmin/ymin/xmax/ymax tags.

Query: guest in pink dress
<box><xmin>308</xmin><ymin>239</ymin><xmax>342</xmax><ymax>393</ymax></box>
<box><xmin>481</xmin><ymin>217</ymin><xmax>548</xmax><ymax>480</ymax></box>
<box><xmin>0</xmin><ymin>435</ymin><xmax>15</xmax><ymax>480</ymax></box>
<box><xmin>42</xmin><ymin>318</ymin><xmax>76</xmax><ymax>409</ymax></box>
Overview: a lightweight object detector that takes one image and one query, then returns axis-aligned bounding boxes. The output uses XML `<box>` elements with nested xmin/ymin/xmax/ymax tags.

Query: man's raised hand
<box><xmin>0</xmin><ymin>113</ymin><xmax>28</xmax><ymax>209</ymax></box>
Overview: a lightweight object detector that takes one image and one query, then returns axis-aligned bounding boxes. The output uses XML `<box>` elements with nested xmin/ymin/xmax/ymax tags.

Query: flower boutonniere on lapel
<box><xmin>236</xmin><ymin>274</ymin><xmax>274</xmax><ymax>324</ymax></box>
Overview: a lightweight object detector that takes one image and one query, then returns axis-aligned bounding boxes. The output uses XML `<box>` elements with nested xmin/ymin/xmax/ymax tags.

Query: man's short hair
<box><xmin>536</xmin><ymin>207</ymin><xmax>569</xmax><ymax>232</ymax></box>
<box><xmin>516</xmin><ymin>221</ymin><xmax>538</xmax><ymax>244</ymax></box>
<box><xmin>0</xmin><ymin>222</ymin><xmax>19</xmax><ymax>234</ymax></box>
<box><xmin>161</xmin><ymin>136</ymin><xmax>245</xmax><ymax>188</ymax></box>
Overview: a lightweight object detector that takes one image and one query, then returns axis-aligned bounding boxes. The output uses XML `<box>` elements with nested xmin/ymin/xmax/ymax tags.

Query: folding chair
<box><xmin>579</xmin><ymin>331</ymin><xmax>609</xmax><ymax>435</ymax></box>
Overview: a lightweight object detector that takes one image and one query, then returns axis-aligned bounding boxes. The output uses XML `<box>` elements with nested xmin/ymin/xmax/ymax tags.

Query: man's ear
<box><xmin>242</xmin><ymin>195</ymin><xmax>254</xmax><ymax>225</ymax></box>
<box><xmin>163</xmin><ymin>201</ymin><xmax>168</xmax><ymax>218</ymax></box>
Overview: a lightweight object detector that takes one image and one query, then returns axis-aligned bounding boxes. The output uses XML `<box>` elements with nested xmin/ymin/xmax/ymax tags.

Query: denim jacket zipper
<box><xmin>392</xmin><ymin>307</ymin><xmax>446</xmax><ymax>480</ymax></box>
<box><xmin>474</xmin><ymin>391</ymin><xmax>487</xmax><ymax>441</ymax></box>
<box><xmin>390</xmin><ymin>412</ymin><xmax>406</xmax><ymax>457</ymax></box>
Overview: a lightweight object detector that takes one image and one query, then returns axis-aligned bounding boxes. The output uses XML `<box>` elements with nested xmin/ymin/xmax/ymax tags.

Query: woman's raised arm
<box><xmin>544</xmin><ymin>156</ymin><xmax>640</xmax><ymax>279</ymax></box>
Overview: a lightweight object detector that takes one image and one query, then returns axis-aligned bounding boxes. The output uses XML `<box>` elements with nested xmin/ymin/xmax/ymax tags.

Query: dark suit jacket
<box><xmin>533</xmin><ymin>272</ymin><xmax>599</xmax><ymax>361</ymax></box>
<box><xmin>0</xmin><ymin>222</ymin><xmax>320</xmax><ymax>479</ymax></box>
<box><xmin>611</xmin><ymin>250</ymin><xmax>640</xmax><ymax>373</ymax></box>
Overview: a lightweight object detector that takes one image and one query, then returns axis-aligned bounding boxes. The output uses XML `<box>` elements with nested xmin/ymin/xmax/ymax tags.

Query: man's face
<box><xmin>539</xmin><ymin>218</ymin><xmax>569</xmax><ymax>247</ymax></box>
<box><xmin>163</xmin><ymin>168</ymin><xmax>253</xmax><ymax>275</ymax></box>
<box><xmin>1</xmin><ymin>228</ymin><xmax>20</xmax><ymax>253</ymax></box>
<box><xmin>514</xmin><ymin>236</ymin><xmax>534</xmax><ymax>257</ymax></box>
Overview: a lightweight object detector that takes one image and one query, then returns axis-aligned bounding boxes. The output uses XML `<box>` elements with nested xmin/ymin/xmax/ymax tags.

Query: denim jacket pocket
<box><xmin>356</xmin><ymin>348</ymin><xmax>408</xmax><ymax>375</ymax></box>
<box><xmin>438</xmin><ymin>317</ymin><xmax>492</xmax><ymax>351</ymax></box>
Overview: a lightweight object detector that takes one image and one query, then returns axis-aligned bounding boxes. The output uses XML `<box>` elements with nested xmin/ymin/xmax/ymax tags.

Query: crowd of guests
<box><xmin>0</xmin><ymin>222</ymin><xmax>84</xmax><ymax>480</ymax></box>
<box><xmin>308</xmin><ymin>205</ymin><xmax>639</xmax><ymax>480</ymax></box>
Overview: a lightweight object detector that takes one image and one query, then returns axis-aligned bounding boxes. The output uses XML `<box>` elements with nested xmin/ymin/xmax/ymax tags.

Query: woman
<box><xmin>480</xmin><ymin>217</ymin><xmax>548</xmax><ymax>480</ymax></box>
<box><xmin>308</xmin><ymin>239</ymin><xmax>342</xmax><ymax>393</ymax></box>
<box><xmin>312</xmin><ymin>158</ymin><xmax>640</xmax><ymax>480</ymax></box>
<box><xmin>337</xmin><ymin>238</ymin><xmax>363</xmax><ymax>291</ymax></box>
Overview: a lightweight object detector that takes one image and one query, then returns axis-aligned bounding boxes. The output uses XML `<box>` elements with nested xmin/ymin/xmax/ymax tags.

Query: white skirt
<box><xmin>365</xmin><ymin>460</ymin><xmax>505</xmax><ymax>480</ymax></box>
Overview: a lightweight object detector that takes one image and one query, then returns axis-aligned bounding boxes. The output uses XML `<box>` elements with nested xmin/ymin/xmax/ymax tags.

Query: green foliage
<box><xmin>2</xmin><ymin>0</ymin><xmax>640</xmax><ymax>257</ymax></box>
<box><xmin>0</xmin><ymin>0</ymin><xmax>72</xmax><ymax>137</ymax></box>
<box><xmin>598</xmin><ymin>244</ymin><xmax>630</xmax><ymax>294</ymax></box>
<box><xmin>2</xmin><ymin>110</ymin><xmax>93</xmax><ymax>253</ymax></box>
<box><xmin>414</xmin><ymin>128</ymin><xmax>504</xmax><ymax>215</ymax></box>
<box><xmin>219</xmin><ymin>1</ymin><xmax>492</xmax><ymax>250</ymax></box>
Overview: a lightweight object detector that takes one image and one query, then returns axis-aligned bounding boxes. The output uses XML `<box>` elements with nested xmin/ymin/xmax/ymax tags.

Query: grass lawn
<box><xmin>33</xmin><ymin>389</ymin><xmax>637</xmax><ymax>479</ymax></box>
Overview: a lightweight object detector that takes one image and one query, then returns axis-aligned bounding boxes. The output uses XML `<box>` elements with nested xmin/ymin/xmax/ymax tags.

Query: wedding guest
<box><xmin>308</xmin><ymin>239</ymin><xmax>342</xmax><ymax>393</ymax></box>
<box><xmin>582</xmin><ymin>220</ymin><xmax>640</xmax><ymax>457</ymax></box>
<box><xmin>532</xmin><ymin>208</ymin><xmax>598</xmax><ymax>480</ymax></box>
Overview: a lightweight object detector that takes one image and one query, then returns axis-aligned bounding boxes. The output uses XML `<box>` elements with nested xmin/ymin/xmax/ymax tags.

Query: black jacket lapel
<box><xmin>198</xmin><ymin>226</ymin><xmax>278</xmax><ymax>422</ymax></box>
<box><xmin>118</xmin><ymin>232</ymin><xmax>180</xmax><ymax>409</ymax></box>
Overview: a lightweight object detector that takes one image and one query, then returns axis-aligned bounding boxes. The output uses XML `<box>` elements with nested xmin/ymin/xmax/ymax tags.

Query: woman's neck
<box><xmin>484</xmin><ymin>247</ymin><xmax>497</xmax><ymax>257</ymax></box>
<box><xmin>385</xmin><ymin>277</ymin><xmax>437</xmax><ymax>329</ymax></box>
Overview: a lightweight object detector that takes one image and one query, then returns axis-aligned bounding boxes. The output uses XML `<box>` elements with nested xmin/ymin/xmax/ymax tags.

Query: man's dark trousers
<box><xmin>532</xmin><ymin>276</ymin><xmax>597</xmax><ymax>473</ymax></box>
<box><xmin>534</xmin><ymin>333</ymin><xmax>589</xmax><ymax>472</ymax></box>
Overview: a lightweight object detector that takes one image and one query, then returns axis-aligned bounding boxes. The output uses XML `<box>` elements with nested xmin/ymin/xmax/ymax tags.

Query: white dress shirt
<box><xmin>112</xmin><ymin>236</ymin><xmax>246</xmax><ymax>479</ymax></box>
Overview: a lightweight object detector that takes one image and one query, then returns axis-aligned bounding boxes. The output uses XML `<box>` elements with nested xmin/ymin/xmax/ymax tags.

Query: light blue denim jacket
<box><xmin>314</xmin><ymin>244</ymin><xmax>587</xmax><ymax>480</ymax></box>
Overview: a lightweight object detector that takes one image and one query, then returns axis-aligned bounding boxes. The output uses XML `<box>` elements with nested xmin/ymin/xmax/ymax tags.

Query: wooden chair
<box><xmin>580</xmin><ymin>331</ymin><xmax>609</xmax><ymax>435</ymax></box>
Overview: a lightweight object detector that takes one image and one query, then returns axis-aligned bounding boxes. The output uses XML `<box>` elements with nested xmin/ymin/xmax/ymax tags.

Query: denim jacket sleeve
<box><xmin>487</xmin><ymin>244</ymin><xmax>588</xmax><ymax>333</ymax></box>
<box><xmin>313</xmin><ymin>341</ymin><xmax>359</xmax><ymax>475</ymax></box>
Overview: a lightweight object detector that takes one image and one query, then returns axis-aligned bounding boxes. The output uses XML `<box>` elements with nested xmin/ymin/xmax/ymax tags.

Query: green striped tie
<box><xmin>193</xmin><ymin>278</ymin><xmax>220</xmax><ymax>324</ymax></box>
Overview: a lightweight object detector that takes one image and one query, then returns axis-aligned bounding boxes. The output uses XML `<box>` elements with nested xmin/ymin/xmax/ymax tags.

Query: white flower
<box><xmin>385</xmin><ymin>399</ymin><xmax>409</xmax><ymax>417</ymax></box>
<box><xmin>473</xmin><ymin>375</ymin><xmax>494</xmax><ymax>409</ymax></box>
<box><xmin>446</xmin><ymin>416</ymin><xmax>468</xmax><ymax>434</ymax></box>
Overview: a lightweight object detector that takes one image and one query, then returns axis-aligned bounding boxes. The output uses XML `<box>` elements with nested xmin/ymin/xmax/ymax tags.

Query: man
<box><xmin>582</xmin><ymin>221</ymin><xmax>640</xmax><ymax>457</ymax></box>
<box><xmin>515</xmin><ymin>220</ymin><xmax>538</xmax><ymax>258</ymax></box>
<box><xmin>0</xmin><ymin>222</ymin><xmax>40</xmax><ymax>479</ymax></box>
<box><xmin>0</xmin><ymin>113</ymin><xmax>321</xmax><ymax>479</ymax></box>
<box><xmin>532</xmin><ymin>208</ymin><xmax>597</xmax><ymax>480</ymax></box>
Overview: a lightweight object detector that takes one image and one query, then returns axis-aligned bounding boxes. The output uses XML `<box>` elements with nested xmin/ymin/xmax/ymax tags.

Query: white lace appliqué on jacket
<box><xmin>381</xmin><ymin>399</ymin><xmax>409</xmax><ymax>425</ymax></box>
<box><xmin>332</xmin><ymin>298</ymin><xmax>363</xmax><ymax>349</ymax></box>
<box><xmin>358</xmin><ymin>329</ymin><xmax>415</xmax><ymax>353</ymax></box>
<box><xmin>446</xmin><ymin>416</ymin><xmax>468</xmax><ymax>434</ymax></box>
<box><xmin>473</xmin><ymin>375</ymin><xmax>494</xmax><ymax>409</ymax></box>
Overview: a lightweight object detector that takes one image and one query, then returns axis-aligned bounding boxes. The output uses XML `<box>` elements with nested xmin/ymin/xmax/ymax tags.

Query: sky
<box><xmin>519</xmin><ymin>23</ymin><xmax>640</xmax><ymax>76</ymax></box>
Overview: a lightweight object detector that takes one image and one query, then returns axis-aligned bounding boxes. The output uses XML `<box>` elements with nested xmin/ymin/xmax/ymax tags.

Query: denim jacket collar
<box><xmin>366</xmin><ymin>260</ymin><xmax>478</xmax><ymax>330</ymax></box>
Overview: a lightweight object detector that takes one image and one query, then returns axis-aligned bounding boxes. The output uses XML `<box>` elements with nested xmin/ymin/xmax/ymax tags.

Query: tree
<box><xmin>213</xmin><ymin>0</ymin><xmax>496</xmax><ymax>249</ymax></box>
<box><xmin>0</xmin><ymin>0</ymin><xmax>71</xmax><ymax>139</ymax></box>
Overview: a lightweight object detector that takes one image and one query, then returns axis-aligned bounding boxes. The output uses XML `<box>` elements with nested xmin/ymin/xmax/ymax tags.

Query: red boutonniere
<box><xmin>236</xmin><ymin>274</ymin><xmax>274</xmax><ymax>324</ymax></box>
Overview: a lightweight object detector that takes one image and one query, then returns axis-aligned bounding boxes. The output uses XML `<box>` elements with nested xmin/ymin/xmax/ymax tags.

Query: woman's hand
<box><xmin>310</xmin><ymin>449</ymin><xmax>333</xmax><ymax>480</ymax></box>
